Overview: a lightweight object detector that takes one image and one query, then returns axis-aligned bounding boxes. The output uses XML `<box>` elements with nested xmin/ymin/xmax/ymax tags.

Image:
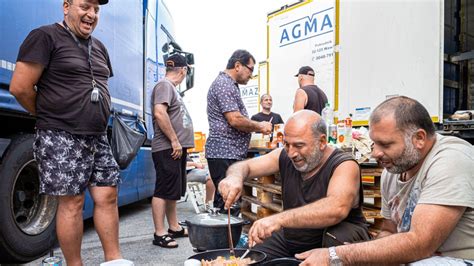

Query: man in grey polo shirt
<box><xmin>150</xmin><ymin>53</ymin><xmax>194</xmax><ymax>248</ymax></box>
<box><xmin>206</xmin><ymin>49</ymin><xmax>272</xmax><ymax>212</ymax></box>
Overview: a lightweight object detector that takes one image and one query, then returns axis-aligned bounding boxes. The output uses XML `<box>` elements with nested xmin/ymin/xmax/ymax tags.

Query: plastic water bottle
<box><xmin>321</xmin><ymin>103</ymin><xmax>334</xmax><ymax>126</ymax></box>
<box><xmin>321</xmin><ymin>103</ymin><xmax>335</xmax><ymax>141</ymax></box>
<box><xmin>237</xmin><ymin>233</ymin><xmax>249</xmax><ymax>248</ymax></box>
<box><xmin>42</xmin><ymin>257</ymin><xmax>62</xmax><ymax>266</ymax></box>
<box><xmin>42</xmin><ymin>250</ymin><xmax>62</xmax><ymax>266</ymax></box>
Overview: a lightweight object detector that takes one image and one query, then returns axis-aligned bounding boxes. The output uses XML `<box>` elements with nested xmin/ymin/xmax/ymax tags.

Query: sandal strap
<box><xmin>154</xmin><ymin>234</ymin><xmax>176</xmax><ymax>245</ymax></box>
<box><xmin>168</xmin><ymin>227</ymin><xmax>186</xmax><ymax>236</ymax></box>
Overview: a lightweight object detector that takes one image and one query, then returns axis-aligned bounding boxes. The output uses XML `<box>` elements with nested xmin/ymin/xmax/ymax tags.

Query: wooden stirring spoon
<box><xmin>227</xmin><ymin>208</ymin><xmax>236</xmax><ymax>258</ymax></box>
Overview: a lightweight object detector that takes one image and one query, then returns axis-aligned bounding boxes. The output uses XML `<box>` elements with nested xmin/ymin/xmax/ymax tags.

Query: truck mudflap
<box><xmin>0</xmin><ymin>134</ymin><xmax>58</xmax><ymax>263</ymax></box>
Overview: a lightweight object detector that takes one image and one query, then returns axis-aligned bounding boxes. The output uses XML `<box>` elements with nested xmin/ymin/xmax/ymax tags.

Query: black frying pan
<box><xmin>261</xmin><ymin>257</ymin><xmax>302</xmax><ymax>265</ymax></box>
<box><xmin>188</xmin><ymin>248</ymin><xmax>266</xmax><ymax>265</ymax></box>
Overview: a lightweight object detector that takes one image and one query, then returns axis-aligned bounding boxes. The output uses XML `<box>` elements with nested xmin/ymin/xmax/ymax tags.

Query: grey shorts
<box><xmin>33</xmin><ymin>129</ymin><xmax>120</xmax><ymax>196</ymax></box>
<box><xmin>409</xmin><ymin>256</ymin><xmax>474</xmax><ymax>265</ymax></box>
<box><xmin>187</xmin><ymin>168</ymin><xmax>209</xmax><ymax>183</ymax></box>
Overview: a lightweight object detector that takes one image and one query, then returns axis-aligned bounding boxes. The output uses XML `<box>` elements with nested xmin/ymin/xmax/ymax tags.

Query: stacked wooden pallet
<box><xmin>241</xmin><ymin>175</ymin><xmax>283</xmax><ymax>224</ymax></box>
<box><xmin>360</xmin><ymin>163</ymin><xmax>384</xmax><ymax>234</ymax></box>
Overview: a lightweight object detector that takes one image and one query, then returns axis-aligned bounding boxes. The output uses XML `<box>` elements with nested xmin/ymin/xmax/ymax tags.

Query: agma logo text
<box><xmin>279</xmin><ymin>7</ymin><xmax>334</xmax><ymax>47</ymax></box>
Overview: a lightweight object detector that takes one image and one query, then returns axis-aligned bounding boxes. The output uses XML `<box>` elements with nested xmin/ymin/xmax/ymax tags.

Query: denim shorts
<box><xmin>33</xmin><ymin>129</ymin><xmax>120</xmax><ymax>196</ymax></box>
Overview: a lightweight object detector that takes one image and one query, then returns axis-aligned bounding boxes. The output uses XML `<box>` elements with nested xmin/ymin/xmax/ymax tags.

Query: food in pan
<box><xmin>201</xmin><ymin>255</ymin><xmax>254</xmax><ymax>266</ymax></box>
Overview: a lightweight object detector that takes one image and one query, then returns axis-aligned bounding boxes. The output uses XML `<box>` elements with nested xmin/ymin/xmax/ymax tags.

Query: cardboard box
<box><xmin>187</xmin><ymin>132</ymin><xmax>206</xmax><ymax>153</ymax></box>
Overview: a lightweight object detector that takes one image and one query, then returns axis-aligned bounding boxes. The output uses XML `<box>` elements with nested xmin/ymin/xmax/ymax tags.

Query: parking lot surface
<box><xmin>26</xmin><ymin>199</ymin><xmax>199</xmax><ymax>265</ymax></box>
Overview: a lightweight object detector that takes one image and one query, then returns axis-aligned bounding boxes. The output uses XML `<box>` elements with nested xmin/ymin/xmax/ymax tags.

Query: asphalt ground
<box><xmin>25</xmin><ymin>198</ymin><xmax>201</xmax><ymax>265</ymax></box>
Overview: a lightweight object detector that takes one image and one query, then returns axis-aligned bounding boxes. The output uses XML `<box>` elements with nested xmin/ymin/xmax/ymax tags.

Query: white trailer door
<box><xmin>267</xmin><ymin>0</ymin><xmax>443</xmax><ymax>124</ymax></box>
<box><xmin>267</xmin><ymin>0</ymin><xmax>336</xmax><ymax>121</ymax></box>
<box><xmin>338</xmin><ymin>0</ymin><xmax>443</xmax><ymax>125</ymax></box>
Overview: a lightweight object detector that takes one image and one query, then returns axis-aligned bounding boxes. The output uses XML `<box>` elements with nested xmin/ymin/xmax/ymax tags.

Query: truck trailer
<box><xmin>0</xmin><ymin>0</ymin><xmax>194</xmax><ymax>263</ymax></box>
<box><xmin>262</xmin><ymin>0</ymin><xmax>474</xmax><ymax>141</ymax></box>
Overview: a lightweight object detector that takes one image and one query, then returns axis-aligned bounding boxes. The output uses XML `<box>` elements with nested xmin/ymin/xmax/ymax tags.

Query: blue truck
<box><xmin>0</xmin><ymin>0</ymin><xmax>194</xmax><ymax>263</ymax></box>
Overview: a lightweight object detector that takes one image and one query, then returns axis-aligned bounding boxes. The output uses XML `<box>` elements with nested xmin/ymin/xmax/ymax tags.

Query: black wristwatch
<box><xmin>329</xmin><ymin>246</ymin><xmax>343</xmax><ymax>266</ymax></box>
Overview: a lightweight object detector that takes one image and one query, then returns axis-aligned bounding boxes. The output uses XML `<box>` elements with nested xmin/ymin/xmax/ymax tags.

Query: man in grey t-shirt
<box><xmin>150</xmin><ymin>53</ymin><xmax>194</xmax><ymax>248</ymax></box>
<box><xmin>297</xmin><ymin>96</ymin><xmax>473</xmax><ymax>265</ymax></box>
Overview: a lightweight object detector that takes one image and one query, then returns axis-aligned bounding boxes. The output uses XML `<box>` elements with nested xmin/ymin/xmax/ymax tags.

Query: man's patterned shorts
<box><xmin>33</xmin><ymin>129</ymin><xmax>120</xmax><ymax>196</ymax></box>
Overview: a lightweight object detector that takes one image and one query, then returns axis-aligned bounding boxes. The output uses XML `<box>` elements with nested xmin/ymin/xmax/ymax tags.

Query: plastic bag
<box><xmin>111</xmin><ymin>112</ymin><xmax>147</xmax><ymax>169</ymax></box>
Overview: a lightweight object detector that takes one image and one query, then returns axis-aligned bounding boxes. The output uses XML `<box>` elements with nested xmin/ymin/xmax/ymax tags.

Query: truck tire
<box><xmin>0</xmin><ymin>134</ymin><xmax>58</xmax><ymax>263</ymax></box>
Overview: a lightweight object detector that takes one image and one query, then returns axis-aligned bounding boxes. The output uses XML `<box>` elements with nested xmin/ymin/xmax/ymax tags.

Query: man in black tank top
<box><xmin>293</xmin><ymin>66</ymin><xmax>328</xmax><ymax>114</ymax></box>
<box><xmin>218</xmin><ymin>110</ymin><xmax>369</xmax><ymax>261</ymax></box>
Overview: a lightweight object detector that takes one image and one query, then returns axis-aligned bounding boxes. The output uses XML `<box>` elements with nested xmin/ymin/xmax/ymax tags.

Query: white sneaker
<box><xmin>100</xmin><ymin>259</ymin><xmax>134</xmax><ymax>266</ymax></box>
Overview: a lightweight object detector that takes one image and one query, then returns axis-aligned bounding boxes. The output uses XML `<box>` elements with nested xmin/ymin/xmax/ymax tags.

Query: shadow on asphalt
<box><xmin>25</xmin><ymin>198</ymin><xmax>199</xmax><ymax>265</ymax></box>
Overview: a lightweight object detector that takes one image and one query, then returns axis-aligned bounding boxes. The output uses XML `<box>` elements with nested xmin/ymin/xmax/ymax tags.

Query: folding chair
<box><xmin>186</xmin><ymin>182</ymin><xmax>206</xmax><ymax>214</ymax></box>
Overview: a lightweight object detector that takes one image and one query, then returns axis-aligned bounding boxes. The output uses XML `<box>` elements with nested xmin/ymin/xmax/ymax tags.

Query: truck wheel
<box><xmin>0</xmin><ymin>134</ymin><xmax>58</xmax><ymax>263</ymax></box>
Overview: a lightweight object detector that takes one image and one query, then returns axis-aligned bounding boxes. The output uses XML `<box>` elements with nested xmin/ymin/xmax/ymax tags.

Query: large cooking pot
<box><xmin>187</xmin><ymin>248</ymin><xmax>266</xmax><ymax>265</ymax></box>
<box><xmin>185</xmin><ymin>208</ymin><xmax>250</xmax><ymax>251</ymax></box>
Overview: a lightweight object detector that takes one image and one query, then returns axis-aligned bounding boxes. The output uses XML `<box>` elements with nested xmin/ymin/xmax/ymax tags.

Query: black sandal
<box><xmin>152</xmin><ymin>234</ymin><xmax>178</xmax><ymax>248</ymax></box>
<box><xmin>168</xmin><ymin>227</ymin><xmax>188</xmax><ymax>238</ymax></box>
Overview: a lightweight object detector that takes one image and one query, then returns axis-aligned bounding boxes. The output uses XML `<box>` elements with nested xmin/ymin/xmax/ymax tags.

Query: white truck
<box><xmin>262</xmin><ymin>0</ymin><xmax>461</xmax><ymax>128</ymax></box>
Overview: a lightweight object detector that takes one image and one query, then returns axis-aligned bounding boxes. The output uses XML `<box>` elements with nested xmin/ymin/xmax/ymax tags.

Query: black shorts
<box><xmin>207</xmin><ymin>158</ymin><xmax>238</xmax><ymax>210</ymax></box>
<box><xmin>152</xmin><ymin>148</ymin><xmax>187</xmax><ymax>200</ymax></box>
<box><xmin>33</xmin><ymin>129</ymin><xmax>120</xmax><ymax>196</ymax></box>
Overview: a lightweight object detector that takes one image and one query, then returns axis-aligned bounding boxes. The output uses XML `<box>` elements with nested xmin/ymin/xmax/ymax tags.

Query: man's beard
<box><xmin>292</xmin><ymin>146</ymin><xmax>323</xmax><ymax>173</ymax></box>
<box><xmin>236</xmin><ymin>73</ymin><xmax>250</xmax><ymax>85</ymax></box>
<box><xmin>386</xmin><ymin>133</ymin><xmax>422</xmax><ymax>174</ymax></box>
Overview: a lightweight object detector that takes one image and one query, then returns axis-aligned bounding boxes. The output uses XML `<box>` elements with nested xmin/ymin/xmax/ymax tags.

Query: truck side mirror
<box><xmin>186</xmin><ymin>53</ymin><xmax>194</xmax><ymax>65</ymax></box>
<box><xmin>161</xmin><ymin>43</ymin><xmax>169</xmax><ymax>53</ymax></box>
<box><xmin>186</xmin><ymin>67</ymin><xmax>194</xmax><ymax>90</ymax></box>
